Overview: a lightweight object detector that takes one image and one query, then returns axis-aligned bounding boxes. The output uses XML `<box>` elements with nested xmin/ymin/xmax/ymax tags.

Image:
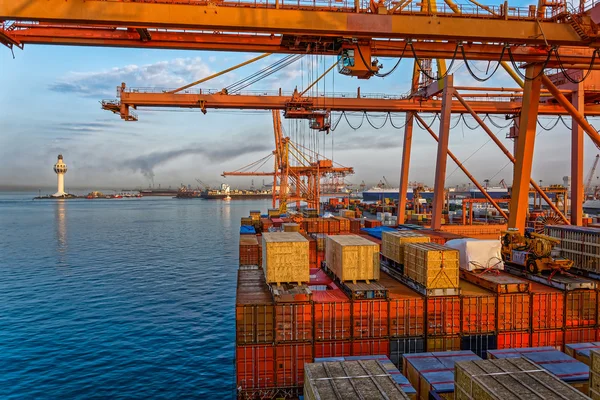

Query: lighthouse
<box><xmin>52</xmin><ymin>154</ymin><xmax>68</xmax><ymax>197</ymax></box>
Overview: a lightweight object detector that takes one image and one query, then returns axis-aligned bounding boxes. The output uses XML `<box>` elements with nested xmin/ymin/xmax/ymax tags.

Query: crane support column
<box><xmin>398</xmin><ymin>112</ymin><xmax>414</xmax><ymax>224</ymax></box>
<box><xmin>572</xmin><ymin>82</ymin><xmax>585</xmax><ymax>225</ymax></box>
<box><xmin>431</xmin><ymin>75</ymin><xmax>454</xmax><ymax>230</ymax></box>
<box><xmin>509</xmin><ymin>64</ymin><xmax>543</xmax><ymax>232</ymax></box>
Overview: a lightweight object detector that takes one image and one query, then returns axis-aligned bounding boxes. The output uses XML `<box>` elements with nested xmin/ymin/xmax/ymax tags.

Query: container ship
<box><xmin>235</xmin><ymin>207</ymin><xmax>600</xmax><ymax>399</ymax></box>
<box><xmin>176</xmin><ymin>184</ymin><xmax>272</xmax><ymax>199</ymax></box>
<box><xmin>362</xmin><ymin>186</ymin><xmax>509</xmax><ymax>202</ymax></box>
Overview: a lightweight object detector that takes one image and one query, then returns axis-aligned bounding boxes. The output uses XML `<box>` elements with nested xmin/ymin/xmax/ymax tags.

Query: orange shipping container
<box><xmin>275</xmin><ymin>343</ymin><xmax>312</xmax><ymax>387</ymax></box>
<box><xmin>313</xmin><ymin>340</ymin><xmax>352</xmax><ymax>359</ymax></box>
<box><xmin>531</xmin><ymin>329</ymin><xmax>564</xmax><ymax>350</ymax></box>
<box><xmin>275</xmin><ymin>303</ymin><xmax>313</xmax><ymax>342</ymax></box>
<box><xmin>313</xmin><ymin>288</ymin><xmax>351</xmax><ymax>341</ymax></box>
<box><xmin>530</xmin><ymin>281</ymin><xmax>564</xmax><ymax>330</ymax></box>
<box><xmin>427</xmin><ymin>296</ymin><xmax>461</xmax><ymax>336</ymax></box>
<box><xmin>236</xmin><ymin>344</ymin><xmax>275</xmax><ymax>390</ymax></box>
<box><xmin>566</xmin><ymin>327</ymin><xmax>597</xmax><ymax>344</ymax></box>
<box><xmin>352</xmin><ymin>299</ymin><xmax>389</xmax><ymax>339</ymax></box>
<box><xmin>352</xmin><ymin>339</ymin><xmax>390</xmax><ymax>356</ymax></box>
<box><xmin>566</xmin><ymin>290</ymin><xmax>597</xmax><ymax>327</ymax></box>
<box><xmin>381</xmin><ymin>273</ymin><xmax>425</xmax><ymax>338</ymax></box>
<box><xmin>365</xmin><ymin>219</ymin><xmax>382</xmax><ymax>228</ymax></box>
<box><xmin>236</xmin><ymin>269</ymin><xmax>274</xmax><ymax>344</ymax></box>
<box><xmin>497</xmin><ymin>293</ymin><xmax>530</xmax><ymax>331</ymax></box>
<box><xmin>497</xmin><ymin>331</ymin><xmax>530</xmax><ymax>349</ymax></box>
<box><xmin>460</xmin><ymin>281</ymin><xmax>496</xmax><ymax>334</ymax></box>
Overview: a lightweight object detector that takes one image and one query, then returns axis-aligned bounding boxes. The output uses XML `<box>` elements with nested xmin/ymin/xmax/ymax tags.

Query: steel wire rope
<box><xmin>460</xmin><ymin>45</ymin><xmax>507</xmax><ymax>82</ymax></box>
<box><xmin>462</xmin><ymin>115</ymin><xmax>481</xmax><ymax>130</ymax></box>
<box><xmin>554</xmin><ymin>47</ymin><xmax>599</xmax><ymax>84</ymax></box>
<box><xmin>365</xmin><ymin>112</ymin><xmax>390</xmax><ymax>129</ymax></box>
<box><xmin>537</xmin><ymin>117</ymin><xmax>561</xmax><ymax>131</ymax></box>
<box><xmin>389</xmin><ymin>113</ymin><xmax>409</xmax><ymax>129</ymax></box>
<box><xmin>343</xmin><ymin>112</ymin><xmax>366</xmax><ymax>130</ymax></box>
<box><xmin>409</xmin><ymin>41</ymin><xmax>460</xmax><ymax>81</ymax></box>
<box><xmin>446</xmin><ymin>136</ymin><xmax>495</xmax><ymax>179</ymax></box>
<box><xmin>225</xmin><ymin>54</ymin><xmax>298</xmax><ymax>91</ymax></box>
<box><xmin>485</xmin><ymin>114</ymin><xmax>514</xmax><ymax>129</ymax></box>
<box><xmin>354</xmin><ymin>41</ymin><xmax>409</xmax><ymax>77</ymax></box>
<box><xmin>230</xmin><ymin>54</ymin><xmax>305</xmax><ymax>92</ymax></box>
<box><xmin>507</xmin><ymin>46</ymin><xmax>553</xmax><ymax>81</ymax></box>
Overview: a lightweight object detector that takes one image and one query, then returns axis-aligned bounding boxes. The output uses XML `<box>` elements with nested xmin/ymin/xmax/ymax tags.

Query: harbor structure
<box><xmin>52</xmin><ymin>154</ymin><xmax>68</xmax><ymax>198</ymax></box>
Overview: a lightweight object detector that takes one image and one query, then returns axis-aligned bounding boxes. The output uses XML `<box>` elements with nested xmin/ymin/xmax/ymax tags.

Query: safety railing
<box><xmin>86</xmin><ymin>0</ymin><xmax>563</xmax><ymax>20</ymax></box>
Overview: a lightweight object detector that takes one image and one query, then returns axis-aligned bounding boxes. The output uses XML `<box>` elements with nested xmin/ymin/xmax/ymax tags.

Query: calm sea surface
<box><xmin>0</xmin><ymin>193</ymin><xmax>271</xmax><ymax>399</ymax></box>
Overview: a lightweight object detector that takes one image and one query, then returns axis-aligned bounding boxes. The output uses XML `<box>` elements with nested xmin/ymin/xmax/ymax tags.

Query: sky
<box><xmin>1</xmin><ymin>35</ymin><xmax>599</xmax><ymax>192</ymax></box>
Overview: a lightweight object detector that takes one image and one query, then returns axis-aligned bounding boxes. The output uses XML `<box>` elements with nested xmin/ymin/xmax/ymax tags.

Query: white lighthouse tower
<box><xmin>52</xmin><ymin>154</ymin><xmax>68</xmax><ymax>197</ymax></box>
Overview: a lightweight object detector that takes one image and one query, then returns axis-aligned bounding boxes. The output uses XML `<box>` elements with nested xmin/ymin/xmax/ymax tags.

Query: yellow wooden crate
<box><xmin>325</xmin><ymin>234</ymin><xmax>379</xmax><ymax>283</ymax></box>
<box><xmin>339</xmin><ymin>209</ymin><xmax>356</xmax><ymax>219</ymax></box>
<box><xmin>404</xmin><ymin>243</ymin><xmax>459</xmax><ymax>289</ymax></box>
<box><xmin>282</xmin><ymin>223</ymin><xmax>300</xmax><ymax>232</ymax></box>
<box><xmin>262</xmin><ymin>232</ymin><xmax>309</xmax><ymax>285</ymax></box>
<box><xmin>381</xmin><ymin>231</ymin><xmax>430</xmax><ymax>264</ymax></box>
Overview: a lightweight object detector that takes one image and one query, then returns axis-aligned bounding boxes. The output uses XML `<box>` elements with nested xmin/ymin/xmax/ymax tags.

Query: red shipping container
<box><xmin>460</xmin><ymin>281</ymin><xmax>496</xmax><ymax>334</ymax></box>
<box><xmin>313</xmin><ymin>288</ymin><xmax>351</xmax><ymax>341</ymax></box>
<box><xmin>427</xmin><ymin>296</ymin><xmax>460</xmax><ymax>335</ymax></box>
<box><xmin>381</xmin><ymin>273</ymin><xmax>425</xmax><ymax>337</ymax></box>
<box><xmin>352</xmin><ymin>339</ymin><xmax>390</xmax><ymax>356</ymax></box>
<box><xmin>364</xmin><ymin>219</ymin><xmax>382</xmax><ymax>228</ymax></box>
<box><xmin>308</xmin><ymin>237</ymin><xmax>317</xmax><ymax>268</ymax></box>
<box><xmin>270</xmin><ymin>217</ymin><xmax>284</xmax><ymax>228</ymax></box>
<box><xmin>566</xmin><ymin>290</ymin><xmax>597</xmax><ymax>327</ymax></box>
<box><xmin>352</xmin><ymin>299</ymin><xmax>389</xmax><ymax>339</ymax></box>
<box><xmin>350</xmin><ymin>218</ymin><xmax>362</xmax><ymax>234</ymax></box>
<box><xmin>239</xmin><ymin>235</ymin><xmax>260</xmax><ymax>266</ymax></box>
<box><xmin>566</xmin><ymin>327</ymin><xmax>597</xmax><ymax>344</ymax></box>
<box><xmin>261</xmin><ymin>217</ymin><xmax>273</xmax><ymax>231</ymax></box>
<box><xmin>309</xmin><ymin>268</ymin><xmax>332</xmax><ymax>286</ymax></box>
<box><xmin>497</xmin><ymin>331</ymin><xmax>530</xmax><ymax>349</ymax></box>
<box><xmin>531</xmin><ymin>329</ymin><xmax>564</xmax><ymax>350</ymax></box>
<box><xmin>275</xmin><ymin>303</ymin><xmax>313</xmax><ymax>342</ymax></box>
<box><xmin>236</xmin><ymin>344</ymin><xmax>275</xmax><ymax>390</ymax></box>
<box><xmin>530</xmin><ymin>282</ymin><xmax>564</xmax><ymax>330</ymax></box>
<box><xmin>316</xmin><ymin>251</ymin><xmax>325</xmax><ymax>268</ymax></box>
<box><xmin>328</xmin><ymin>219</ymin><xmax>340</xmax><ymax>234</ymax></box>
<box><xmin>314</xmin><ymin>340</ymin><xmax>352</xmax><ymax>358</ymax></box>
<box><xmin>497</xmin><ymin>293</ymin><xmax>530</xmax><ymax>331</ymax></box>
<box><xmin>275</xmin><ymin>343</ymin><xmax>313</xmax><ymax>387</ymax></box>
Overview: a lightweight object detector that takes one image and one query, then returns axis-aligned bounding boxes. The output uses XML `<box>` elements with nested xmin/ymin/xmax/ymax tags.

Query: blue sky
<box><xmin>1</xmin><ymin>42</ymin><xmax>598</xmax><ymax>192</ymax></box>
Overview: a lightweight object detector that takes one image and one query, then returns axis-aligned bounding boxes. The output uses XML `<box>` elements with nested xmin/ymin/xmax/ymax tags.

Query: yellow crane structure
<box><xmin>222</xmin><ymin>111</ymin><xmax>353</xmax><ymax>214</ymax></box>
<box><xmin>4</xmin><ymin>0</ymin><xmax>600</xmax><ymax>231</ymax></box>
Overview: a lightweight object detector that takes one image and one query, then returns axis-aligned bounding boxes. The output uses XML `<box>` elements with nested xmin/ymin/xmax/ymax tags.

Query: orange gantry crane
<box><xmin>222</xmin><ymin>110</ymin><xmax>353</xmax><ymax>213</ymax></box>
<box><xmin>4</xmin><ymin>0</ymin><xmax>600</xmax><ymax>231</ymax></box>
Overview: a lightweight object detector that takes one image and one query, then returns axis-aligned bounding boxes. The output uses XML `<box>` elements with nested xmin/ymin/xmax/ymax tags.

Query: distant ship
<box><xmin>361</xmin><ymin>186</ymin><xmax>509</xmax><ymax>202</ymax></box>
<box><xmin>176</xmin><ymin>183</ymin><xmax>272</xmax><ymax>200</ymax></box>
<box><xmin>583</xmin><ymin>199</ymin><xmax>600</xmax><ymax>214</ymax></box>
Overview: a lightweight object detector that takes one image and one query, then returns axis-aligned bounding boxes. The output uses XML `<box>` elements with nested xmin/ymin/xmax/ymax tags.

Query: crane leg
<box><xmin>431</xmin><ymin>75</ymin><xmax>454</xmax><ymax>230</ymax></box>
<box><xmin>572</xmin><ymin>82</ymin><xmax>584</xmax><ymax>226</ymax></box>
<box><xmin>398</xmin><ymin>112</ymin><xmax>414</xmax><ymax>224</ymax></box>
<box><xmin>508</xmin><ymin>64</ymin><xmax>543</xmax><ymax>232</ymax></box>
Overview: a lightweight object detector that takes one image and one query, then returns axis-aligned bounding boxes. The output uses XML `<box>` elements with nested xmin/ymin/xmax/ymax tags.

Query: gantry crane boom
<box><xmin>0</xmin><ymin>0</ymin><xmax>593</xmax><ymax>47</ymax></box>
<box><xmin>1</xmin><ymin>22</ymin><xmax>597</xmax><ymax>67</ymax></box>
<box><xmin>102</xmin><ymin>86</ymin><xmax>600</xmax><ymax>122</ymax></box>
<box><xmin>585</xmin><ymin>154</ymin><xmax>600</xmax><ymax>195</ymax></box>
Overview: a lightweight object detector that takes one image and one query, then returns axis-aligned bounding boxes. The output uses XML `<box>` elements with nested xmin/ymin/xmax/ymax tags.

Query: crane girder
<box><xmin>103</xmin><ymin>90</ymin><xmax>600</xmax><ymax>118</ymax></box>
<box><xmin>3</xmin><ymin>23</ymin><xmax>599</xmax><ymax>66</ymax></box>
<box><xmin>0</xmin><ymin>0</ymin><xmax>594</xmax><ymax>48</ymax></box>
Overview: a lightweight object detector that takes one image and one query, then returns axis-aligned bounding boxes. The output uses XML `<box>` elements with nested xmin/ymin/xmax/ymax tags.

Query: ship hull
<box><xmin>202</xmin><ymin>193</ymin><xmax>272</xmax><ymax>200</ymax></box>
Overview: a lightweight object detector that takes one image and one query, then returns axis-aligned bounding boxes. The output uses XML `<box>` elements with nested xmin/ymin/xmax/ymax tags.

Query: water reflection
<box><xmin>55</xmin><ymin>200</ymin><xmax>68</xmax><ymax>267</ymax></box>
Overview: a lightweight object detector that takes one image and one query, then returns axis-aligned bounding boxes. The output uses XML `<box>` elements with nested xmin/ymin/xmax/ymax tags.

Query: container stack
<box><xmin>403</xmin><ymin>350</ymin><xmax>481</xmax><ymax>399</ymax></box>
<box><xmin>591</xmin><ymin>349</ymin><xmax>600</xmax><ymax>399</ymax></box>
<box><xmin>459</xmin><ymin>280</ymin><xmax>497</xmax><ymax>358</ymax></box>
<box><xmin>304</xmin><ymin>357</ymin><xmax>412</xmax><ymax>400</ymax></box>
<box><xmin>529</xmin><ymin>281</ymin><xmax>565</xmax><ymax>349</ymax></box>
<box><xmin>488</xmin><ymin>347</ymin><xmax>590</xmax><ymax>393</ymax></box>
<box><xmin>381</xmin><ymin>272</ymin><xmax>425</xmax><ymax>369</ymax></box>
<box><xmin>545</xmin><ymin>225</ymin><xmax>600</xmax><ymax>273</ymax></box>
<box><xmin>461</xmin><ymin>270</ymin><xmax>531</xmax><ymax>349</ymax></box>
<box><xmin>454</xmin><ymin>357</ymin><xmax>589</xmax><ymax>400</ymax></box>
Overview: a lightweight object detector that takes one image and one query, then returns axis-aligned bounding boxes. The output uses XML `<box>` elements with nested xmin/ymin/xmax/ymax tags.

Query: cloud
<box><xmin>48</xmin><ymin>57</ymin><xmax>215</xmax><ymax>98</ymax></box>
<box><xmin>119</xmin><ymin>142</ymin><xmax>272</xmax><ymax>183</ymax></box>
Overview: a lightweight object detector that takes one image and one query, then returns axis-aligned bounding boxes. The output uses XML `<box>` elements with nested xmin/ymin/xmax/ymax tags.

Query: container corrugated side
<box><xmin>236</xmin><ymin>269</ymin><xmax>274</xmax><ymax>344</ymax></box>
